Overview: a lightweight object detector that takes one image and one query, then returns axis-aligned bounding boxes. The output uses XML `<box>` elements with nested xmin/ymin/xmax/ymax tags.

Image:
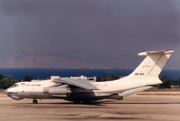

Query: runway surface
<box><xmin>1</xmin><ymin>94</ymin><xmax>180</xmax><ymax>121</ymax></box>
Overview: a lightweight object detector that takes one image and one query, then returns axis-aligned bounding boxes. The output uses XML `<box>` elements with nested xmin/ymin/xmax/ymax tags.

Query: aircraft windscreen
<box><xmin>12</xmin><ymin>84</ymin><xmax>19</xmax><ymax>88</ymax></box>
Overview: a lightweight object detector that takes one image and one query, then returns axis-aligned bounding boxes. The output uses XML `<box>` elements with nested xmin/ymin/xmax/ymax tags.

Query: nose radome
<box><xmin>4</xmin><ymin>89</ymin><xmax>10</xmax><ymax>96</ymax></box>
<box><xmin>4</xmin><ymin>89</ymin><xmax>9</xmax><ymax>95</ymax></box>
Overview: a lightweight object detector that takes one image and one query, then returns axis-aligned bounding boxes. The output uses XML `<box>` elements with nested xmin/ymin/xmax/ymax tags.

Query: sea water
<box><xmin>0</xmin><ymin>68</ymin><xmax>179</xmax><ymax>80</ymax></box>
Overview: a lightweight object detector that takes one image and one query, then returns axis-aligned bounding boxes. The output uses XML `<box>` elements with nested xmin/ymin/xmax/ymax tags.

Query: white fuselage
<box><xmin>92</xmin><ymin>76</ymin><xmax>161</xmax><ymax>93</ymax></box>
<box><xmin>5</xmin><ymin>76</ymin><xmax>162</xmax><ymax>100</ymax></box>
<box><xmin>5</xmin><ymin>80</ymin><xmax>58</xmax><ymax>100</ymax></box>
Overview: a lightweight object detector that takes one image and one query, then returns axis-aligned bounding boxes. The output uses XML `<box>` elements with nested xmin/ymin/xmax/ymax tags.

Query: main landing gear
<box><xmin>73</xmin><ymin>100</ymin><xmax>94</xmax><ymax>104</ymax></box>
<box><xmin>33</xmin><ymin>99</ymin><xmax>38</xmax><ymax>104</ymax></box>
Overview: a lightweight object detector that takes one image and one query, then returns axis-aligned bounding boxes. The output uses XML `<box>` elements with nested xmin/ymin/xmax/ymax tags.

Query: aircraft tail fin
<box><xmin>128</xmin><ymin>50</ymin><xmax>174</xmax><ymax>78</ymax></box>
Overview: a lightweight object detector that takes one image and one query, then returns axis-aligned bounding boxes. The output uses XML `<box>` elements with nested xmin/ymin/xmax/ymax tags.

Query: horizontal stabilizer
<box><xmin>138</xmin><ymin>50</ymin><xmax>174</xmax><ymax>56</ymax></box>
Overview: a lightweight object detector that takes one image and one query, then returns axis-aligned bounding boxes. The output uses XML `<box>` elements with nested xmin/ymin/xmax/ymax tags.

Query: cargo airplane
<box><xmin>5</xmin><ymin>50</ymin><xmax>174</xmax><ymax>104</ymax></box>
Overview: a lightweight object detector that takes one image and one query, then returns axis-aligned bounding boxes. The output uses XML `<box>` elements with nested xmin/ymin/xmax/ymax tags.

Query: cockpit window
<box><xmin>12</xmin><ymin>84</ymin><xmax>19</xmax><ymax>87</ymax></box>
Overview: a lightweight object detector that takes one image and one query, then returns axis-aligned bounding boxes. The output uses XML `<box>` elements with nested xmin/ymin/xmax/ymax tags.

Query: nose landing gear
<box><xmin>33</xmin><ymin>99</ymin><xmax>38</xmax><ymax>104</ymax></box>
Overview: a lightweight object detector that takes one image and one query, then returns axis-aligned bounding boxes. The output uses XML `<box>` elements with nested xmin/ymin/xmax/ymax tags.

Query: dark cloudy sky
<box><xmin>0</xmin><ymin>0</ymin><xmax>180</xmax><ymax>69</ymax></box>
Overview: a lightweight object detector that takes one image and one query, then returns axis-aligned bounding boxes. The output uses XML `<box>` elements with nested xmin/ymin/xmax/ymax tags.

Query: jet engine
<box><xmin>43</xmin><ymin>85</ymin><xmax>69</xmax><ymax>95</ymax></box>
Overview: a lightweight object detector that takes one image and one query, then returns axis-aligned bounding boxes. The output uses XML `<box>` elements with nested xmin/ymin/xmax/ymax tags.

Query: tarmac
<box><xmin>1</xmin><ymin>94</ymin><xmax>180</xmax><ymax>121</ymax></box>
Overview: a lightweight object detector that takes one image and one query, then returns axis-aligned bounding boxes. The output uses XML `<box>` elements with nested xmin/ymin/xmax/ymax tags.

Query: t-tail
<box><xmin>128</xmin><ymin>50</ymin><xmax>174</xmax><ymax>79</ymax></box>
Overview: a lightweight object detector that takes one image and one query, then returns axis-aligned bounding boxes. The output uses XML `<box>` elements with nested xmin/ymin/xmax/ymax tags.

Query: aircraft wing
<box><xmin>53</xmin><ymin>78</ymin><xmax>99</xmax><ymax>90</ymax></box>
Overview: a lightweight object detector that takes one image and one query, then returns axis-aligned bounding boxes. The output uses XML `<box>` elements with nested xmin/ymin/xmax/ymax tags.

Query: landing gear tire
<box><xmin>33</xmin><ymin>99</ymin><xmax>38</xmax><ymax>104</ymax></box>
